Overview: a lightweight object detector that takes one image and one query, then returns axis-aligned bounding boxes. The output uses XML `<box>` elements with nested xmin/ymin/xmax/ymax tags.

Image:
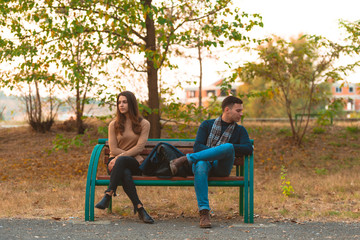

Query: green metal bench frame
<box><xmin>85</xmin><ymin>139</ymin><xmax>254</xmax><ymax>223</ymax></box>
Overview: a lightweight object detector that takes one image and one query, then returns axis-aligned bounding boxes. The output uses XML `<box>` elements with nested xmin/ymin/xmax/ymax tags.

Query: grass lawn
<box><xmin>1</xmin><ymin>119</ymin><xmax>359</xmax><ymax>222</ymax></box>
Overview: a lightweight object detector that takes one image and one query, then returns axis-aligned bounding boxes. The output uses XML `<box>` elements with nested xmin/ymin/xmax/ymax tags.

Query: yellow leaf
<box><xmin>268</xmin><ymin>91</ymin><xmax>274</xmax><ymax>99</ymax></box>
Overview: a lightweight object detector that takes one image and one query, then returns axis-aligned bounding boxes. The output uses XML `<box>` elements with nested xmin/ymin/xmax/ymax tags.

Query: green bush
<box><xmin>278</xmin><ymin>128</ymin><xmax>292</xmax><ymax>136</ymax></box>
<box><xmin>314</xmin><ymin>167</ymin><xmax>328</xmax><ymax>175</ymax></box>
<box><xmin>280</xmin><ymin>165</ymin><xmax>295</xmax><ymax>197</ymax></box>
<box><xmin>346</xmin><ymin>126</ymin><xmax>360</xmax><ymax>134</ymax></box>
<box><xmin>313</xmin><ymin>126</ymin><xmax>326</xmax><ymax>134</ymax></box>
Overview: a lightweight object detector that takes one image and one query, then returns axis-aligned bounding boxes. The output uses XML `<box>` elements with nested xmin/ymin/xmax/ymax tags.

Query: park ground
<box><xmin>0</xmin><ymin>119</ymin><xmax>360</xmax><ymax>223</ymax></box>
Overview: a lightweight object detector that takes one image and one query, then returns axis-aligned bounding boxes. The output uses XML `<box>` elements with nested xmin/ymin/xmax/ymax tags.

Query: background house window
<box><xmin>207</xmin><ymin>90</ymin><xmax>215</xmax><ymax>97</ymax></box>
<box><xmin>347</xmin><ymin>99</ymin><xmax>354</xmax><ymax>110</ymax></box>
<box><xmin>336</xmin><ymin>87</ymin><xmax>342</xmax><ymax>93</ymax></box>
<box><xmin>220</xmin><ymin>89</ymin><xmax>236</xmax><ymax>96</ymax></box>
<box><xmin>349</xmin><ymin>87</ymin><xmax>354</xmax><ymax>93</ymax></box>
<box><xmin>189</xmin><ymin>90</ymin><xmax>196</xmax><ymax>98</ymax></box>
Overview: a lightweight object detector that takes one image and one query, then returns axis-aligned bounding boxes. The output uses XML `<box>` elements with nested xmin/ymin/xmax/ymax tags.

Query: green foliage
<box><xmin>94</xmin><ymin>115</ymin><xmax>112</xmax><ymax>137</ymax></box>
<box><xmin>317</xmin><ymin>98</ymin><xmax>346</xmax><ymax>126</ymax></box>
<box><xmin>279</xmin><ymin>208</ymin><xmax>289</xmax><ymax>216</ymax></box>
<box><xmin>326</xmin><ymin>211</ymin><xmax>341</xmax><ymax>216</ymax></box>
<box><xmin>313</xmin><ymin>126</ymin><xmax>326</xmax><ymax>134</ymax></box>
<box><xmin>347</xmin><ymin>111</ymin><xmax>360</xmax><ymax>118</ymax></box>
<box><xmin>49</xmin><ymin>130</ymin><xmax>96</xmax><ymax>153</ymax></box>
<box><xmin>346</xmin><ymin>126</ymin><xmax>360</xmax><ymax>134</ymax></box>
<box><xmin>237</xmin><ymin>77</ymin><xmax>286</xmax><ymax>118</ymax></box>
<box><xmin>50</xmin><ymin>134</ymin><xmax>84</xmax><ymax>153</ymax></box>
<box><xmin>0</xmin><ymin>0</ymin><xmax>263</xmax><ymax>138</ymax></box>
<box><xmin>280</xmin><ymin>165</ymin><xmax>295</xmax><ymax>197</ymax></box>
<box><xmin>160</xmin><ymin>98</ymin><xmax>222</xmax><ymax>138</ymax></box>
<box><xmin>97</xmin><ymin>126</ymin><xmax>108</xmax><ymax>137</ymax></box>
<box><xmin>278</xmin><ymin>128</ymin><xmax>292</xmax><ymax>137</ymax></box>
<box><xmin>314</xmin><ymin>167</ymin><xmax>328</xmax><ymax>175</ymax></box>
<box><xmin>239</xmin><ymin>35</ymin><xmax>342</xmax><ymax>145</ymax></box>
<box><xmin>316</xmin><ymin>114</ymin><xmax>332</xmax><ymax>126</ymax></box>
<box><xmin>328</xmin><ymin>141</ymin><xmax>347</xmax><ymax>147</ymax></box>
<box><xmin>339</xmin><ymin>20</ymin><xmax>360</xmax><ymax>76</ymax></box>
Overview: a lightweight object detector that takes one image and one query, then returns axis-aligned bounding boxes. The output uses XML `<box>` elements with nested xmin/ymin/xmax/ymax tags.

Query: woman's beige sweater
<box><xmin>108</xmin><ymin>118</ymin><xmax>150</xmax><ymax>163</ymax></box>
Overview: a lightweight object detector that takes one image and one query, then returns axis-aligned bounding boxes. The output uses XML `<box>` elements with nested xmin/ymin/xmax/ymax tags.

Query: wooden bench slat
<box><xmin>140</xmin><ymin>149</ymin><xmax>194</xmax><ymax>155</ymax></box>
<box><xmin>143</xmin><ymin>141</ymin><xmax>195</xmax><ymax>147</ymax></box>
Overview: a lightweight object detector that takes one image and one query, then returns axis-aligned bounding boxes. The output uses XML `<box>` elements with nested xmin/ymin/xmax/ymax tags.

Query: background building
<box><xmin>332</xmin><ymin>82</ymin><xmax>360</xmax><ymax>111</ymax></box>
<box><xmin>185</xmin><ymin>79</ymin><xmax>240</xmax><ymax>107</ymax></box>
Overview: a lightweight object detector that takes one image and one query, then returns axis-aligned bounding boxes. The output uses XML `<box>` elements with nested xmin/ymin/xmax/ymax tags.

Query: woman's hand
<box><xmin>108</xmin><ymin>158</ymin><xmax>116</xmax><ymax>172</ymax></box>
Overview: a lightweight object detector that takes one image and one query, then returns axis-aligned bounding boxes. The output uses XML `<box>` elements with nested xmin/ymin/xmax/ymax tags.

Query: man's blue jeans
<box><xmin>186</xmin><ymin>143</ymin><xmax>235</xmax><ymax>211</ymax></box>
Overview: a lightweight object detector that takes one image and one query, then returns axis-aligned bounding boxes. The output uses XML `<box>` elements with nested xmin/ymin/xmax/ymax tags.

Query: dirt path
<box><xmin>1</xmin><ymin>218</ymin><xmax>360</xmax><ymax>240</ymax></box>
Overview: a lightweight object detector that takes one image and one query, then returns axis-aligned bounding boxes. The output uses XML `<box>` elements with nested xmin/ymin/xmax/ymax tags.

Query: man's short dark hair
<box><xmin>221</xmin><ymin>96</ymin><xmax>243</xmax><ymax>111</ymax></box>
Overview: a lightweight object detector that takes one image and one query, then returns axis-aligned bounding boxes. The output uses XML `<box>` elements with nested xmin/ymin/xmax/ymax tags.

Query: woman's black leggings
<box><xmin>107</xmin><ymin>156</ymin><xmax>142</xmax><ymax>209</ymax></box>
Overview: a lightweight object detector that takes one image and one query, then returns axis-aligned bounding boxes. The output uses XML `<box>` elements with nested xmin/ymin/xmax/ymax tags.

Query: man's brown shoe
<box><xmin>199</xmin><ymin>209</ymin><xmax>211</xmax><ymax>228</ymax></box>
<box><xmin>169</xmin><ymin>156</ymin><xmax>188</xmax><ymax>175</ymax></box>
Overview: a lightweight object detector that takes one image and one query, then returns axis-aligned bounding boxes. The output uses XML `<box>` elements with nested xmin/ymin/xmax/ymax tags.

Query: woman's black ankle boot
<box><xmin>137</xmin><ymin>207</ymin><xmax>154</xmax><ymax>224</ymax></box>
<box><xmin>95</xmin><ymin>194</ymin><xmax>111</xmax><ymax>209</ymax></box>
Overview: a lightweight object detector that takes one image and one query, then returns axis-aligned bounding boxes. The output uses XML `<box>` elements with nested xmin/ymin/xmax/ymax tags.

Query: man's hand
<box><xmin>108</xmin><ymin>158</ymin><xmax>116</xmax><ymax>172</ymax></box>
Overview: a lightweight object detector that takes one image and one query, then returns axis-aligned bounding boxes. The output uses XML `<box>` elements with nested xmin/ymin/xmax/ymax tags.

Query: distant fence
<box><xmin>243</xmin><ymin>118</ymin><xmax>360</xmax><ymax>123</ymax></box>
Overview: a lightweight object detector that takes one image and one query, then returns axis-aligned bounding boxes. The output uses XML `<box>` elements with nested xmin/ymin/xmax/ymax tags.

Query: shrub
<box><xmin>313</xmin><ymin>126</ymin><xmax>326</xmax><ymax>134</ymax></box>
<box><xmin>346</xmin><ymin>126</ymin><xmax>360</xmax><ymax>134</ymax></box>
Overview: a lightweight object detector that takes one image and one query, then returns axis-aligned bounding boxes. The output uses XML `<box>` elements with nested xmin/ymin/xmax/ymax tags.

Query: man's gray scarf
<box><xmin>206</xmin><ymin>116</ymin><xmax>236</xmax><ymax>147</ymax></box>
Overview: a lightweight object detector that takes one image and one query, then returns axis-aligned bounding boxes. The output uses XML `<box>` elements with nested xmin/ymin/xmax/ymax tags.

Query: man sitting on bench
<box><xmin>170</xmin><ymin>96</ymin><xmax>253</xmax><ymax>228</ymax></box>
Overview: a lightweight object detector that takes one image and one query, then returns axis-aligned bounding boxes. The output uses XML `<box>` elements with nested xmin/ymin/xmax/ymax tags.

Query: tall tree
<box><xmin>237</xmin><ymin>76</ymin><xmax>331</xmax><ymax>118</ymax></box>
<box><xmin>241</xmin><ymin>35</ymin><xmax>342</xmax><ymax>145</ymax></box>
<box><xmin>1</xmin><ymin>0</ymin><xmax>262</xmax><ymax>137</ymax></box>
<box><xmin>43</xmin><ymin>11</ymin><xmax>106</xmax><ymax>134</ymax></box>
<box><xmin>0</xmin><ymin>22</ymin><xmax>62</xmax><ymax>132</ymax></box>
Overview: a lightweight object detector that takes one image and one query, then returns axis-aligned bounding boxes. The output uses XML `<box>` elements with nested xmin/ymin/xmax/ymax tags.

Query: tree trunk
<box><xmin>197</xmin><ymin>41</ymin><xmax>203</xmax><ymax>117</ymax></box>
<box><xmin>144</xmin><ymin>0</ymin><xmax>161</xmax><ymax>138</ymax></box>
<box><xmin>76</xmin><ymin>87</ymin><xmax>85</xmax><ymax>134</ymax></box>
<box><xmin>35</xmin><ymin>80</ymin><xmax>42</xmax><ymax>124</ymax></box>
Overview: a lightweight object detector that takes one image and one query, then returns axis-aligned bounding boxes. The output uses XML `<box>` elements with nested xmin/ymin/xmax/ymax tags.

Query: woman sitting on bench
<box><xmin>95</xmin><ymin>91</ymin><xmax>154</xmax><ymax>224</ymax></box>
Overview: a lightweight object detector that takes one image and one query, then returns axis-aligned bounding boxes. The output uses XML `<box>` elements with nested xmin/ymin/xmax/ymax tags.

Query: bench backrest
<box><xmin>101</xmin><ymin>138</ymin><xmax>248</xmax><ymax>166</ymax></box>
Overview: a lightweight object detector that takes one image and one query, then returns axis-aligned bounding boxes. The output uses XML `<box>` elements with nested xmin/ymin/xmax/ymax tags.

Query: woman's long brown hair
<box><xmin>115</xmin><ymin>91</ymin><xmax>143</xmax><ymax>135</ymax></box>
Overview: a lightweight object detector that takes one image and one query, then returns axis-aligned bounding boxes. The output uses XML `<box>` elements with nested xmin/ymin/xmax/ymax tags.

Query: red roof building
<box><xmin>332</xmin><ymin>83</ymin><xmax>360</xmax><ymax>111</ymax></box>
<box><xmin>185</xmin><ymin>79</ymin><xmax>240</xmax><ymax>107</ymax></box>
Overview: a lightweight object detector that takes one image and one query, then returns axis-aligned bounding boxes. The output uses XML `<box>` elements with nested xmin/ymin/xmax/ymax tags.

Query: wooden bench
<box><xmin>85</xmin><ymin>139</ymin><xmax>254</xmax><ymax>223</ymax></box>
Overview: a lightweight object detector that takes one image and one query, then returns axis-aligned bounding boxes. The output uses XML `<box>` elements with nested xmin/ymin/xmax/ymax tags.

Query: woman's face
<box><xmin>118</xmin><ymin>95</ymin><xmax>129</xmax><ymax>114</ymax></box>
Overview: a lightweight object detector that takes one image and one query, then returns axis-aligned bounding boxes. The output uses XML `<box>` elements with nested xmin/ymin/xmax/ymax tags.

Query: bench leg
<box><xmin>85</xmin><ymin>144</ymin><xmax>103</xmax><ymax>221</ymax></box>
<box><xmin>239</xmin><ymin>186</ymin><xmax>244</xmax><ymax>216</ymax></box>
<box><xmin>244</xmin><ymin>182</ymin><xmax>249</xmax><ymax>223</ymax></box>
<box><xmin>243</xmin><ymin>156</ymin><xmax>249</xmax><ymax>223</ymax></box>
<box><xmin>85</xmin><ymin>173</ymin><xmax>92</xmax><ymax>221</ymax></box>
<box><xmin>107</xmin><ymin>197</ymin><xmax>112</xmax><ymax>213</ymax></box>
<box><xmin>249</xmin><ymin>155</ymin><xmax>254</xmax><ymax>223</ymax></box>
<box><xmin>88</xmin><ymin>144</ymin><xmax>104</xmax><ymax>221</ymax></box>
<box><xmin>249</xmin><ymin>181</ymin><xmax>254</xmax><ymax>223</ymax></box>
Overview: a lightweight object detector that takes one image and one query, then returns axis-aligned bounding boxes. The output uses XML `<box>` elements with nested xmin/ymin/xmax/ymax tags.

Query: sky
<box><xmin>182</xmin><ymin>0</ymin><xmax>360</xmax><ymax>91</ymax></box>
<box><xmin>240</xmin><ymin>0</ymin><xmax>360</xmax><ymax>41</ymax></box>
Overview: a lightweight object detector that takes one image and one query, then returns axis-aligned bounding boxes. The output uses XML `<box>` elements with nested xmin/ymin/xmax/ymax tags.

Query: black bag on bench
<box><xmin>140</xmin><ymin>142</ymin><xmax>193</xmax><ymax>178</ymax></box>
